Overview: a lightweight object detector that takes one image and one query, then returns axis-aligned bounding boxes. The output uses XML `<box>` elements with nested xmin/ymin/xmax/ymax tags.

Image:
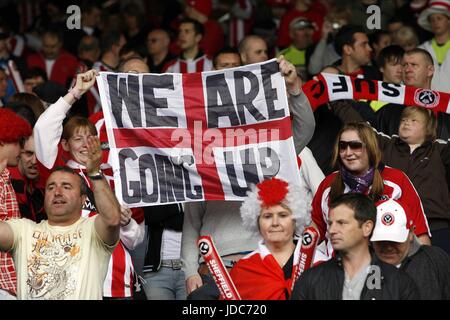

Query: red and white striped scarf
<box><xmin>302</xmin><ymin>73</ymin><xmax>450</xmax><ymax>114</ymax></box>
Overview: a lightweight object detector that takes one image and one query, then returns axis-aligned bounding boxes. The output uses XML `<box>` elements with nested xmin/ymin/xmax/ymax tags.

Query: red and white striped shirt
<box><xmin>0</xmin><ymin>168</ymin><xmax>19</xmax><ymax>296</ymax></box>
<box><xmin>163</xmin><ymin>54</ymin><xmax>213</xmax><ymax>73</ymax></box>
<box><xmin>229</xmin><ymin>0</ymin><xmax>253</xmax><ymax>47</ymax></box>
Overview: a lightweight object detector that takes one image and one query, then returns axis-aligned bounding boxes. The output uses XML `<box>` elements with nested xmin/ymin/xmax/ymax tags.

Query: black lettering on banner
<box><xmin>241</xmin><ymin>148</ymin><xmax>260</xmax><ymax>187</ymax></box>
<box><xmin>119</xmin><ymin>148</ymin><xmax>141</xmax><ymax>204</ymax></box>
<box><xmin>154</xmin><ymin>154</ymin><xmax>185</xmax><ymax>203</ymax></box>
<box><xmin>224</xmin><ymin>150</ymin><xmax>248</xmax><ymax>197</ymax></box>
<box><xmin>259</xmin><ymin>147</ymin><xmax>280</xmax><ymax>179</ymax></box>
<box><xmin>224</xmin><ymin>147</ymin><xmax>274</xmax><ymax>197</ymax></box>
<box><xmin>107</xmin><ymin>74</ymin><xmax>141</xmax><ymax>128</ymax></box>
<box><xmin>353</xmin><ymin>78</ymin><xmax>376</xmax><ymax>94</ymax></box>
<box><xmin>170</xmin><ymin>155</ymin><xmax>203</xmax><ymax>200</ymax></box>
<box><xmin>142</xmin><ymin>74</ymin><xmax>178</xmax><ymax>127</ymax></box>
<box><xmin>182</xmin><ymin>163</ymin><xmax>203</xmax><ymax>200</ymax></box>
<box><xmin>119</xmin><ymin>150</ymin><xmax>205</xmax><ymax>204</ymax></box>
<box><xmin>332</xmin><ymin>76</ymin><xmax>348</xmax><ymax>93</ymax></box>
<box><xmin>139</xmin><ymin>154</ymin><xmax>159</xmax><ymax>203</ymax></box>
<box><xmin>234</xmin><ymin>71</ymin><xmax>266</xmax><ymax>124</ymax></box>
<box><xmin>206</xmin><ymin>73</ymin><xmax>240</xmax><ymax>128</ymax></box>
<box><xmin>380</xmin><ymin>82</ymin><xmax>401</xmax><ymax>97</ymax></box>
<box><xmin>261</xmin><ymin>61</ymin><xmax>285</xmax><ymax>120</ymax></box>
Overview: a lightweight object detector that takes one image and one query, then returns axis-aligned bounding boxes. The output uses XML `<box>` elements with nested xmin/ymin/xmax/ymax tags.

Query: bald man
<box><xmin>146</xmin><ymin>29</ymin><xmax>175</xmax><ymax>73</ymax></box>
<box><xmin>238</xmin><ymin>35</ymin><xmax>269</xmax><ymax>65</ymax></box>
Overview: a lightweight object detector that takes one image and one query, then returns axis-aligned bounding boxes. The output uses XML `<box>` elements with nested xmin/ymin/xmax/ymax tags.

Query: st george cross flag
<box><xmin>97</xmin><ymin>59</ymin><xmax>301</xmax><ymax>207</ymax></box>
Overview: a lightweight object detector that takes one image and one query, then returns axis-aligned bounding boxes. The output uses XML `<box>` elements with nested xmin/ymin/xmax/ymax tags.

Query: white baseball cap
<box><xmin>371</xmin><ymin>199</ymin><xmax>413</xmax><ymax>243</ymax></box>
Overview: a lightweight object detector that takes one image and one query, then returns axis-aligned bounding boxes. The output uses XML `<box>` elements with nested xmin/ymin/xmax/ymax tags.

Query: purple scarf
<box><xmin>340</xmin><ymin>166</ymin><xmax>375</xmax><ymax>194</ymax></box>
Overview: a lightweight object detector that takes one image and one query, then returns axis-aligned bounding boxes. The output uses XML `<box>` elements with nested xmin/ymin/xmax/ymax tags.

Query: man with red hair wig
<box><xmin>0</xmin><ymin>109</ymin><xmax>31</xmax><ymax>300</ymax></box>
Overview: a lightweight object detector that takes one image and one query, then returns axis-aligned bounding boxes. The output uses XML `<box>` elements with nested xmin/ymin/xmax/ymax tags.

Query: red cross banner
<box><xmin>97</xmin><ymin>59</ymin><xmax>301</xmax><ymax>207</ymax></box>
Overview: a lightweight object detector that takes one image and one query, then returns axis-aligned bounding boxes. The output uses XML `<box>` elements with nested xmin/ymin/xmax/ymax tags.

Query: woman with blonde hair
<box><xmin>311</xmin><ymin>122</ymin><xmax>431</xmax><ymax>262</ymax></box>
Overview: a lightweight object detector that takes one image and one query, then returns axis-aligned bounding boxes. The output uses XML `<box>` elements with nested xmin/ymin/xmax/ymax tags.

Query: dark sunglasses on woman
<box><xmin>339</xmin><ymin>140</ymin><xmax>364</xmax><ymax>152</ymax></box>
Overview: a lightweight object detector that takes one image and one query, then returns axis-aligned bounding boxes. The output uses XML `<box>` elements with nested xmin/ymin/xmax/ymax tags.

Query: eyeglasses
<box><xmin>338</xmin><ymin>140</ymin><xmax>364</xmax><ymax>152</ymax></box>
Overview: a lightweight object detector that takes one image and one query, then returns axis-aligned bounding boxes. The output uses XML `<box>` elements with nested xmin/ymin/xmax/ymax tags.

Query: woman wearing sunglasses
<box><xmin>334</xmin><ymin>103</ymin><xmax>450</xmax><ymax>255</ymax></box>
<box><xmin>310</xmin><ymin>122</ymin><xmax>431</xmax><ymax>263</ymax></box>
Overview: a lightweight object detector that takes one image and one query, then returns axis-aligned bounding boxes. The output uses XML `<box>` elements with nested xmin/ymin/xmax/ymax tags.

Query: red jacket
<box><xmin>26</xmin><ymin>50</ymin><xmax>78</xmax><ymax>88</ymax></box>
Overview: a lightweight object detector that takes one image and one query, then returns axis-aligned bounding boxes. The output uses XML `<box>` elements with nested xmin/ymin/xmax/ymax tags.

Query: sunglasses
<box><xmin>339</xmin><ymin>140</ymin><xmax>364</xmax><ymax>152</ymax></box>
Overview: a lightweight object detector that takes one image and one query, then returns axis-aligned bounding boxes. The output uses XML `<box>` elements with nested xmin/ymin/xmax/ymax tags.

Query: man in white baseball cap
<box><xmin>371</xmin><ymin>199</ymin><xmax>414</xmax><ymax>248</ymax></box>
<box><xmin>417</xmin><ymin>0</ymin><xmax>450</xmax><ymax>92</ymax></box>
<box><xmin>372</xmin><ymin>199</ymin><xmax>450</xmax><ymax>299</ymax></box>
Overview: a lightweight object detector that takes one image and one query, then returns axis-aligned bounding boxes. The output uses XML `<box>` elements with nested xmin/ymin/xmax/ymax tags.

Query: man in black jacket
<box><xmin>292</xmin><ymin>193</ymin><xmax>419</xmax><ymax>300</ymax></box>
<box><xmin>372</xmin><ymin>199</ymin><xmax>450</xmax><ymax>300</ymax></box>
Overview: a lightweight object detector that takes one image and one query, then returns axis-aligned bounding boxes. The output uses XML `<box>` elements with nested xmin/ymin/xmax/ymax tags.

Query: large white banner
<box><xmin>97</xmin><ymin>59</ymin><xmax>301</xmax><ymax>207</ymax></box>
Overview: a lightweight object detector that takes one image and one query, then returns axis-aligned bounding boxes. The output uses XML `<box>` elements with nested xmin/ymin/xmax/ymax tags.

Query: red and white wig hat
<box><xmin>417</xmin><ymin>0</ymin><xmax>450</xmax><ymax>32</ymax></box>
<box><xmin>240</xmin><ymin>177</ymin><xmax>311</xmax><ymax>238</ymax></box>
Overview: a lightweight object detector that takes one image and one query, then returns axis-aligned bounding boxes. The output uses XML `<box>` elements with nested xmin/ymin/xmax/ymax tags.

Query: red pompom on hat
<box><xmin>0</xmin><ymin>108</ymin><xmax>32</xmax><ymax>143</ymax></box>
<box><xmin>186</xmin><ymin>0</ymin><xmax>212</xmax><ymax>17</ymax></box>
<box><xmin>257</xmin><ymin>177</ymin><xmax>289</xmax><ymax>207</ymax></box>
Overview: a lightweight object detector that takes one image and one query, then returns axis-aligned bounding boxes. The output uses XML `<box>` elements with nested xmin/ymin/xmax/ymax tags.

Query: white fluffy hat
<box><xmin>240</xmin><ymin>177</ymin><xmax>311</xmax><ymax>238</ymax></box>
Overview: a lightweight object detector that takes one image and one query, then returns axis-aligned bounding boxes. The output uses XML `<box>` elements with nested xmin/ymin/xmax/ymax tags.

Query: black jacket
<box><xmin>400</xmin><ymin>238</ymin><xmax>450</xmax><ymax>300</ymax></box>
<box><xmin>143</xmin><ymin>203</ymin><xmax>184</xmax><ymax>272</ymax></box>
<box><xmin>291</xmin><ymin>251</ymin><xmax>419</xmax><ymax>300</ymax></box>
